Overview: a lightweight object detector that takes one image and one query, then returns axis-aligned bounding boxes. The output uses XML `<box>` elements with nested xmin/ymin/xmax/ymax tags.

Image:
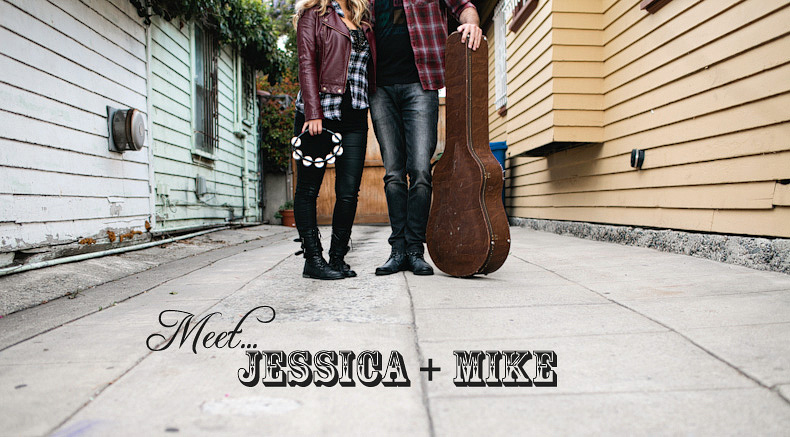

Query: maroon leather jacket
<box><xmin>297</xmin><ymin>5</ymin><xmax>376</xmax><ymax>121</ymax></box>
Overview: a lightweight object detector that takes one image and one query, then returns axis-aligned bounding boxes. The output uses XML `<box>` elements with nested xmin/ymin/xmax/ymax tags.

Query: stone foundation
<box><xmin>509</xmin><ymin>217</ymin><xmax>790</xmax><ymax>274</ymax></box>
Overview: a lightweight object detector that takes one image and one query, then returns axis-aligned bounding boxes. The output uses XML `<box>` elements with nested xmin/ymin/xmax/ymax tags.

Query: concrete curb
<box><xmin>509</xmin><ymin>217</ymin><xmax>790</xmax><ymax>274</ymax></box>
<box><xmin>0</xmin><ymin>226</ymin><xmax>296</xmax><ymax>317</ymax></box>
<box><xmin>0</xmin><ymin>228</ymin><xmax>296</xmax><ymax>349</ymax></box>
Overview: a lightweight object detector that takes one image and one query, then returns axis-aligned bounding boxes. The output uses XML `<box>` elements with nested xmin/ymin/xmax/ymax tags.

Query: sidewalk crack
<box><xmin>512</xmin><ymin>254</ymin><xmax>790</xmax><ymax>408</ymax></box>
<box><xmin>404</xmin><ymin>273</ymin><xmax>437</xmax><ymax>437</ymax></box>
<box><xmin>47</xmin><ymin>245</ymin><xmax>295</xmax><ymax>435</ymax></box>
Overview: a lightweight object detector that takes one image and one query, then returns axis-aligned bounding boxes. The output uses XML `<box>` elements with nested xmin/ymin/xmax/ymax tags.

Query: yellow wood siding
<box><xmin>504</xmin><ymin>0</ymin><xmax>555</xmax><ymax>153</ymax></box>
<box><xmin>491</xmin><ymin>0</ymin><xmax>790</xmax><ymax>238</ymax></box>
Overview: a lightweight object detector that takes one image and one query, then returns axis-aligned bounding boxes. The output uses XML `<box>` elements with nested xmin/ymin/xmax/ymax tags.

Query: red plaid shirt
<box><xmin>369</xmin><ymin>0</ymin><xmax>477</xmax><ymax>90</ymax></box>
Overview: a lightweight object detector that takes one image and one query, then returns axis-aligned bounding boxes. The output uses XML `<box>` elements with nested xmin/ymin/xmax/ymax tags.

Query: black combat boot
<box><xmin>406</xmin><ymin>251</ymin><xmax>434</xmax><ymax>276</ymax></box>
<box><xmin>375</xmin><ymin>249</ymin><xmax>407</xmax><ymax>276</ymax></box>
<box><xmin>328</xmin><ymin>228</ymin><xmax>356</xmax><ymax>277</ymax></box>
<box><xmin>300</xmin><ymin>228</ymin><xmax>344</xmax><ymax>280</ymax></box>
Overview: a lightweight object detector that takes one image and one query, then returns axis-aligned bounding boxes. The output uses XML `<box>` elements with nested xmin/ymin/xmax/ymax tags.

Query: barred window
<box><xmin>494</xmin><ymin>2</ymin><xmax>508</xmax><ymax>113</ymax></box>
<box><xmin>241</xmin><ymin>62</ymin><xmax>255</xmax><ymax>125</ymax></box>
<box><xmin>193</xmin><ymin>25</ymin><xmax>219</xmax><ymax>155</ymax></box>
<box><xmin>641</xmin><ymin>0</ymin><xmax>673</xmax><ymax>14</ymax></box>
<box><xmin>509</xmin><ymin>0</ymin><xmax>537</xmax><ymax>33</ymax></box>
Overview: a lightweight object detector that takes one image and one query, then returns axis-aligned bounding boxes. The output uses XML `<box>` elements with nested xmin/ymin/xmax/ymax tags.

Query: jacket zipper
<box><xmin>324</xmin><ymin>23</ymin><xmax>351</xmax><ymax>92</ymax></box>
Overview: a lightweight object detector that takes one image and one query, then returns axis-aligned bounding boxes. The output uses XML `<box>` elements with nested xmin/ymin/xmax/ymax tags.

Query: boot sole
<box><xmin>302</xmin><ymin>273</ymin><xmax>345</xmax><ymax>280</ymax></box>
<box><xmin>329</xmin><ymin>264</ymin><xmax>356</xmax><ymax>278</ymax></box>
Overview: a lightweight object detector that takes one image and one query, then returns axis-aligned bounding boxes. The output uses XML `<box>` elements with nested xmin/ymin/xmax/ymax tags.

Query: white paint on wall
<box><xmin>0</xmin><ymin>0</ymin><xmax>264</xmax><ymax>251</ymax></box>
<box><xmin>0</xmin><ymin>0</ymin><xmax>151</xmax><ymax>251</ymax></box>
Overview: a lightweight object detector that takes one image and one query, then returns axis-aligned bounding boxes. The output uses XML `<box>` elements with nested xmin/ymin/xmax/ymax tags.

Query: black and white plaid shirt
<box><xmin>296</xmin><ymin>1</ymin><xmax>370</xmax><ymax>120</ymax></box>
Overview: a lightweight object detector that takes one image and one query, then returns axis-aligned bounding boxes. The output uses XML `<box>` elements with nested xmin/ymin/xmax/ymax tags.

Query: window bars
<box><xmin>242</xmin><ymin>61</ymin><xmax>255</xmax><ymax>124</ymax></box>
<box><xmin>194</xmin><ymin>25</ymin><xmax>219</xmax><ymax>155</ymax></box>
<box><xmin>494</xmin><ymin>1</ymin><xmax>508</xmax><ymax>111</ymax></box>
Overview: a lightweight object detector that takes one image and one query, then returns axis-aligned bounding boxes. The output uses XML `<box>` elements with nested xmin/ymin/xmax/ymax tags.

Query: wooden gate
<box><xmin>297</xmin><ymin>100</ymin><xmax>445</xmax><ymax>225</ymax></box>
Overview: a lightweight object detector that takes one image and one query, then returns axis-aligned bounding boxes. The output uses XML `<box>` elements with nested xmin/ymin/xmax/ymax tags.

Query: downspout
<box><xmin>237</xmin><ymin>55</ymin><xmax>250</xmax><ymax>222</ymax></box>
<box><xmin>145</xmin><ymin>13</ymin><xmax>157</xmax><ymax>228</ymax></box>
<box><xmin>241</xmin><ymin>130</ymin><xmax>250</xmax><ymax>222</ymax></box>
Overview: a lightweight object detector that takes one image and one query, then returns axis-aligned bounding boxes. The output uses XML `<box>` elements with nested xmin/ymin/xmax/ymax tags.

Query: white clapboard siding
<box><xmin>14</xmin><ymin>0</ymin><xmax>146</xmax><ymax>72</ymax></box>
<box><xmin>79</xmin><ymin>0</ymin><xmax>147</xmax><ymax>44</ymax></box>
<box><xmin>0</xmin><ymin>216</ymin><xmax>152</xmax><ymax>252</ymax></box>
<box><xmin>55</xmin><ymin>0</ymin><xmax>147</xmax><ymax>60</ymax></box>
<box><xmin>151</xmin><ymin>93</ymin><xmax>192</xmax><ymax>124</ymax></box>
<box><xmin>150</xmin><ymin>16</ymin><xmax>259</xmax><ymax>229</ymax></box>
<box><xmin>1</xmin><ymin>54</ymin><xmax>131</xmax><ymax>120</ymax></box>
<box><xmin>167</xmin><ymin>179</ymin><xmax>245</xmax><ymax>199</ymax></box>
<box><xmin>154</xmin><ymin>156</ymin><xmax>246</xmax><ymax>191</ymax></box>
<box><xmin>0</xmin><ymin>195</ymin><xmax>151</xmax><ymax>223</ymax></box>
<box><xmin>0</xmin><ymin>1</ymin><xmax>146</xmax><ymax>95</ymax></box>
<box><xmin>0</xmin><ymin>139</ymin><xmax>150</xmax><ymax>182</ymax></box>
<box><xmin>2</xmin><ymin>167</ymin><xmax>151</xmax><ymax>198</ymax></box>
<box><xmin>0</xmin><ymin>82</ymin><xmax>110</xmax><ymax>138</ymax></box>
<box><xmin>166</xmin><ymin>192</ymin><xmax>245</xmax><ymax>211</ymax></box>
<box><xmin>0</xmin><ymin>26</ymin><xmax>146</xmax><ymax>111</ymax></box>
<box><xmin>0</xmin><ymin>0</ymin><xmax>151</xmax><ymax>252</ymax></box>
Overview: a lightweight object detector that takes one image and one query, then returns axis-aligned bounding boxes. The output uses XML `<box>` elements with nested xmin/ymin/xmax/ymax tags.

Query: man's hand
<box><xmin>302</xmin><ymin>118</ymin><xmax>323</xmax><ymax>136</ymax></box>
<box><xmin>458</xmin><ymin>23</ymin><xmax>483</xmax><ymax>51</ymax></box>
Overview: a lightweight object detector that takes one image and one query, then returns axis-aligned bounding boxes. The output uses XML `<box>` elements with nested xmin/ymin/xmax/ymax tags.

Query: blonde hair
<box><xmin>292</xmin><ymin>0</ymin><xmax>370</xmax><ymax>28</ymax></box>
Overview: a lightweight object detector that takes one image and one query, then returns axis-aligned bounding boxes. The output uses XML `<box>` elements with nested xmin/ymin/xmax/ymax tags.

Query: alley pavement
<box><xmin>1</xmin><ymin>225</ymin><xmax>790</xmax><ymax>436</ymax></box>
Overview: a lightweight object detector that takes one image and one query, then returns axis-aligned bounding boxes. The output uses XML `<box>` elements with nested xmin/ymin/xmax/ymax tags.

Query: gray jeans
<box><xmin>370</xmin><ymin>83</ymin><xmax>439</xmax><ymax>254</ymax></box>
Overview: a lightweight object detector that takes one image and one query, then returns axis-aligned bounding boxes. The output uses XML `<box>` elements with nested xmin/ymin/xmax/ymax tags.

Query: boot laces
<box><xmin>294</xmin><ymin>229</ymin><xmax>323</xmax><ymax>256</ymax></box>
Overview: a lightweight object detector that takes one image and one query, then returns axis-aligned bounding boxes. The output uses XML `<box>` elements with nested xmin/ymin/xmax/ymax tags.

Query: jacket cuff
<box><xmin>304</xmin><ymin>105</ymin><xmax>323</xmax><ymax>121</ymax></box>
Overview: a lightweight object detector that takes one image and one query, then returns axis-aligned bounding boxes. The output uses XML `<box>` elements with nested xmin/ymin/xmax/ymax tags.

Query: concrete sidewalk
<box><xmin>1</xmin><ymin>225</ymin><xmax>790</xmax><ymax>436</ymax></box>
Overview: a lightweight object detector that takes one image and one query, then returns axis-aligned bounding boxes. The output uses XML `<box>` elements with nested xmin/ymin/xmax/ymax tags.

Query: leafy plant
<box><xmin>273</xmin><ymin>200</ymin><xmax>294</xmax><ymax>219</ymax></box>
<box><xmin>268</xmin><ymin>0</ymin><xmax>298</xmax><ymax>74</ymax></box>
<box><xmin>129</xmin><ymin>0</ymin><xmax>284</xmax><ymax>81</ymax></box>
<box><xmin>258</xmin><ymin>72</ymin><xmax>300</xmax><ymax>172</ymax></box>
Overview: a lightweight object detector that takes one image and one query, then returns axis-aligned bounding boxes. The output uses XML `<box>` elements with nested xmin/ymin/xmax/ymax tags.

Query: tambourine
<box><xmin>290</xmin><ymin>128</ymin><xmax>343</xmax><ymax>168</ymax></box>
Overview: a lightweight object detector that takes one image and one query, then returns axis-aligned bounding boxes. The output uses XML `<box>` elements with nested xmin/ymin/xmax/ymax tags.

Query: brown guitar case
<box><xmin>426</xmin><ymin>32</ymin><xmax>510</xmax><ymax>277</ymax></box>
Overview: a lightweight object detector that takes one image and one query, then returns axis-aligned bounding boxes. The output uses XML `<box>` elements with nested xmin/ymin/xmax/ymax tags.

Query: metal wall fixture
<box><xmin>630</xmin><ymin>149</ymin><xmax>646</xmax><ymax>169</ymax></box>
<box><xmin>107</xmin><ymin>106</ymin><xmax>146</xmax><ymax>152</ymax></box>
<box><xmin>196</xmin><ymin>175</ymin><xmax>208</xmax><ymax>197</ymax></box>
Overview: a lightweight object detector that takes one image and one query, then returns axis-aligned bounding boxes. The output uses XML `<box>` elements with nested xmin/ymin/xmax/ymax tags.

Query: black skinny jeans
<box><xmin>293</xmin><ymin>101</ymin><xmax>368</xmax><ymax>232</ymax></box>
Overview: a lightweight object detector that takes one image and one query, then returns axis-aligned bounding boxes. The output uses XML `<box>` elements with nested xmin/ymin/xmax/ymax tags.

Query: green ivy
<box><xmin>258</xmin><ymin>72</ymin><xmax>300</xmax><ymax>172</ymax></box>
<box><xmin>130</xmin><ymin>0</ymin><xmax>284</xmax><ymax>81</ymax></box>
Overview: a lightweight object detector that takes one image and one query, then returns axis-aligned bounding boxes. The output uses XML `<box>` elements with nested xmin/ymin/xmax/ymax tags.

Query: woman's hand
<box><xmin>302</xmin><ymin>118</ymin><xmax>323</xmax><ymax>136</ymax></box>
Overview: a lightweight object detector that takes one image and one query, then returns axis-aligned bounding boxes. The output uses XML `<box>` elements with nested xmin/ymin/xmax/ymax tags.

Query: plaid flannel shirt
<box><xmin>296</xmin><ymin>1</ymin><xmax>370</xmax><ymax>120</ymax></box>
<box><xmin>370</xmin><ymin>0</ymin><xmax>476</xmax><ymax>90</ymax></box>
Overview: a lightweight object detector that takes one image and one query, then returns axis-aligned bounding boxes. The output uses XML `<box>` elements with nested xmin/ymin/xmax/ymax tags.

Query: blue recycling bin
<box><xmin>489</xmin><ymin>141</ymin><xmax>507</xmax><ymax>208</ymax></box>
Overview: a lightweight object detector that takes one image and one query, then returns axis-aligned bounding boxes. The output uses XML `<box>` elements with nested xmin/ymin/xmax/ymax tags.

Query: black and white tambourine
<box><xmin>290</xmin><ymin>128</ymin><xmax>343</xmax><ymax>168</ymax></box>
